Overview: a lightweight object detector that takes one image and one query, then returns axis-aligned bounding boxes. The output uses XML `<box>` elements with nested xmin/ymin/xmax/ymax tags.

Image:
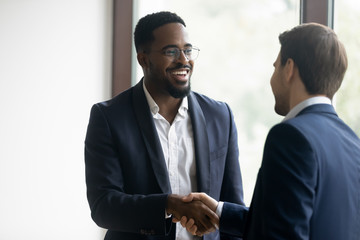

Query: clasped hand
<box><xmin>167</xmin><ymin>193</ymin><xmax>219</xmax><ymax>236</ymax></box>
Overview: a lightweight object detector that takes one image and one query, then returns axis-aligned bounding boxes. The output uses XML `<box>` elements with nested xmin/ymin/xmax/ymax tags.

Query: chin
<box><xmin>170</xmin><ymin>87</ymin><xmax>190</xmax><ymax>98</ymax></box>
<box><xmin>274</xmin><ymin>105</ymin><xmax>286</xmax><ymax>116</ymax></box>
<box><xmin>167</xmin><ymin>81</ymin><xmax>191</xmax><ymax>98</ymax></box>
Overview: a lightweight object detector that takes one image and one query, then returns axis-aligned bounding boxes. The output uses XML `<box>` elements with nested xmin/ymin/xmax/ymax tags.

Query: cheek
<box><xmin>149</xmin><ymin>55</ymin><xmax>170</xmax><ymax>68</ymax></box>
<box><xmin>149</xmin><ymin>61</ymin><xmax>167</xmax><ymax>75</ymax></box>
<box><xmin>189</xmin><ymin>60</ymin><xmax>194</xmax><ymax>68</ymax></box>
<box><xmin>270</xmin><ymin>72</ymin><xmax>276</xmax><ymax>90</ymax></box>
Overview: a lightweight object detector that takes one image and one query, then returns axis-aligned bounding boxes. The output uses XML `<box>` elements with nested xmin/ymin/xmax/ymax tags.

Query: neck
<box><xmin>158</xmin><ymin>97</ymin><xmax>182</xmax><ymax>124</ymax></box>
<box><xmin>288</xmin><ymin>77</ymin><xmax>312</xmax><ymax>111</ymax></box>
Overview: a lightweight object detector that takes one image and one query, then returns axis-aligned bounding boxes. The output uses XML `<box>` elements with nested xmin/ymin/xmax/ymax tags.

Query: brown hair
<box><xmin>279</xmin><ymin>23</ymin><xmax>348</xmax><ymax>99</ymax></box>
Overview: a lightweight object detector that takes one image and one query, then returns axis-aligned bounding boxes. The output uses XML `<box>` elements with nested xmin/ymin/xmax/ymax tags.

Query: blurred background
<box><xmin>0</xmin><ymin>0</ymin><xmax>358</xmax><ymax>239</ymax></box>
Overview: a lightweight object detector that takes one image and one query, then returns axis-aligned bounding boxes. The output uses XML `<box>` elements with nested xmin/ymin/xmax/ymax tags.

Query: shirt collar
<box><xmin>143</xmin><ymin>80</ymin><xmax>188</xmax><ymax>117</ymax></box>
<box><xmin>178</xmin><ymin>96</ymin><xmax>188</xmax><ymax>117</ymax></box>
<box><xmin>282</xmin><ymin>96</ymin><xmax>332</xmax><ymax>122</ymax></box>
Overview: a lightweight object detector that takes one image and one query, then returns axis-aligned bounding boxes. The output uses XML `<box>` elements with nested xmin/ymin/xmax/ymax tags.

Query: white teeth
<box><xmin>172</xmin><ymin>70</ymin><xmax>187</xmax><ymax>75</ymax></box>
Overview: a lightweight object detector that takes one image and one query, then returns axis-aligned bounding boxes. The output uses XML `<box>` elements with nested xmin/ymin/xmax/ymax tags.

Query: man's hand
<box><xmin>182</xmin><ymin>192</ymin><xmax>218</xmax><ymax>212</ymax></box>
<box><xmin>176</xmin><ymin>193</ymin><xmax>219</xmax><ymax>236</ymax></box>
<box><xmin>166</xmin><ymin>194</ymin><xmax>219</xmax><ymax>235</ymax></box>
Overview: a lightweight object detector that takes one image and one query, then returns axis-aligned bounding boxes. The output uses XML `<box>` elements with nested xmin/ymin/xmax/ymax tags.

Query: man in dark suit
<box><xmin>84</xmin><ymin>11</ymin><xmax>244</xmax><ymax>240</ymax></box>
<box><xmin>180</xmin><ymin>23</ymin><xmax>360</xmax><ymax>239</ymax></box>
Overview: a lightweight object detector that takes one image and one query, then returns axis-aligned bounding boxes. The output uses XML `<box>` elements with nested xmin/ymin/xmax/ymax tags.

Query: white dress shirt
<box><xmin>143</xmin><ymin>82</ymin><xmax>198</xmax><ymax>240</ymax></box>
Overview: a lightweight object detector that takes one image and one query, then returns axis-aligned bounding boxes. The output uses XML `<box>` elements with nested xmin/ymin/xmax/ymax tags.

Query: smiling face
<box><xmin>140</xmin><ymin>23</ymin><xmax>194</xmax><ymax>99</ymax></box>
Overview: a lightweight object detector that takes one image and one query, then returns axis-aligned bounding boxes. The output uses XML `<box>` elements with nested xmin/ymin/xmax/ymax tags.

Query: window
<box><xmin>334</xmin><ymin>0</ymin><xmax>360</xmax><ymax>136</ymax></box>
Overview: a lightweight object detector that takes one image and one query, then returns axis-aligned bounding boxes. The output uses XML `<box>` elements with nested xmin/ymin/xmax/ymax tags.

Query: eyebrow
<box><xmin>161</xmin><ymin>43</ymin><xmax>193</xmax><ymax>50</ymax></box>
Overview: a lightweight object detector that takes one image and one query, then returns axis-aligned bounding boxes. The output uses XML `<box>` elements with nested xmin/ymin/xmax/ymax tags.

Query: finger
<box><xmin>194</xmin><ymin>217</ymin><xmax>214</xmax><ymax>234</ymax></box>
<box><xmin>172</xmin><ymin>217</ymin><xmax>180</xmax><ymax>223</ymax></box>
<box><xmin>180</xmin><ymin>216</ymin><xmax>188</xmax><ymax>228</ymax></box>
<box><xmin>185</xmin><ymin>218</ymin><xmax>195</xmax><ymax>230</ymax></box>
<box><xmin>188</xmin><ymin>224</ymin><xmax>198</xmax><ymax>235</ymax></box>
<box><xmin>206</xmin><ymin>208</ymin><xmax>220</xmax><ymax>227</ymax></box>
<box><xmin>197</xmin><ymin>199</ymin><xmax>219</xmax><ymax>227</ymax></box>
<box><xmin>198</xmin><ymin>219</ymin><xmax>216</xmax><ymax>234</ymax></box>
<box><xmin>196</xmin><ymin>231</ymin><xmax>204</xmax><ymax>237</ymax></box>
<box><xmin>182</xmin><ymin>217</ymin><xmax>198</xmax><ymax>236</ymax></box>
<box><xmin>195</xmin><ymin>208</ymin><xmax>219</xmax><ymax>233</ymax></box>
<box><xmin>197</xmin><ymin>224</ymin><xmax>215</xmax><ymax>236</ymax></box>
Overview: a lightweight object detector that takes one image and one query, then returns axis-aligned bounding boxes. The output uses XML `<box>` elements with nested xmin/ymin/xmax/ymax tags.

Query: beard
<box><xmin>149</xmin><ymin>61</ymin><xmax>192</xmax><ymax>98</ymax></box>
<box><xmin>165</xmin><ymin>78</ymin><xmax>191</xmax><ymax>98</ymax></box>
<box><xmin>165</xmin><ymin>63</ymin><xmax>192</xmax><ymax>98</ymax></box>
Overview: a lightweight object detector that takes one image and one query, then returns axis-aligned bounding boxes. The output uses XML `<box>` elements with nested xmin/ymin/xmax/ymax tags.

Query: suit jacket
<box><xmin>220</xmin><ymin>104</ymin><xmax>360</xmax><ymax>239</ymax></box>
<box><xmin>85</xmin><ymin>80</ymin><xmax>244</xmax><ymax>240</ymax></box>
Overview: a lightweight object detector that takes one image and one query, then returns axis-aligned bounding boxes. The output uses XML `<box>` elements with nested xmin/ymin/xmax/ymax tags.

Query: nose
<box><xmin>176</xmin><ymin>50</ymin><xmax>189</xmax><ymax>64</ymax></box>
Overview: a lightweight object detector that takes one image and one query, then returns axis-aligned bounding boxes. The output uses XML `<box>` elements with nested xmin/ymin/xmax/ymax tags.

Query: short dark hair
<box><xmin>279</xmin><ymin>23</ymin><xmax>348</xmax><ymax>99</ymax></box>
<box><xmin>134</xmin><ymin>11</ymin><xmax>186</xmax><ymax>52</ymax></box>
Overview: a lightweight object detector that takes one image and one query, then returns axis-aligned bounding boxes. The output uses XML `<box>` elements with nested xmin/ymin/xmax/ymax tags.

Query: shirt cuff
<box><xmin>165</xmin><ymin>210</ymin><xmax>172</xmax><ymax>218</ymax></box>
<box><xmin>216</xmin><ymin>201</ymin><xmax>224</xmax><ymax>217</ymax></box>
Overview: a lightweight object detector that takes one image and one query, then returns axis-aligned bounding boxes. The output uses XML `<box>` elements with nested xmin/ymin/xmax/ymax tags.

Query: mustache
<box><xmin>167</xmin><ymin>64</ymin><xmax>192</xmax><ymax>71</ymax></box>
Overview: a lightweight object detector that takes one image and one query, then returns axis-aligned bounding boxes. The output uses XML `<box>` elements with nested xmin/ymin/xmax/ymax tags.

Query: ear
<box><xmin>137</xmin><ymin>52</ymin><xmax>149</xmax><ymax>69</ymax></box>
<box><xmin>284</xmin><ymin>58</ymin><xmax>296</xmax><ymax>83</ymax></box>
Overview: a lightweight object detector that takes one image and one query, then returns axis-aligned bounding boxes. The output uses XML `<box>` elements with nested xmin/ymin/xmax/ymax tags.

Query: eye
<box><xmin>183</xmin><ymin>48</ymin><xmax>193</xmax><ymax>55</ymax></box>
<box><xmin>164</xmin><ymin>48</ymin><xmax>178</xmax><ymax>56</ymax></box>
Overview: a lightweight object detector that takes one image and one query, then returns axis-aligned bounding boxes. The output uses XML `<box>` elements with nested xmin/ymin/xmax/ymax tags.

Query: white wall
<box><xmin>0</xmin><ymin>0</ymin><xmax>112</xmax><ymax>239</ymax></box>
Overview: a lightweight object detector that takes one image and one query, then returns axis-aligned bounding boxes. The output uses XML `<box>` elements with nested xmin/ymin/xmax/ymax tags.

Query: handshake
<box><xmin>166</xmin><ymin>193</ymin><xmax>219</xmax><ymax>236</ymax></box>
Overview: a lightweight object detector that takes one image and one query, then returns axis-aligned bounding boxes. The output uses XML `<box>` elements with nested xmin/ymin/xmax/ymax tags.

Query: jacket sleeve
<box><xmin>218</xmin><ymin>103</ymin><xmax>246</xmax><ymax>240</ymax></box>
<box><xmin>219</xmin><ymin>103</ymin><xmax>245</xmax><ymax>206</ymax></box>
<box><xmin>84</xmin><ymin>104</ymin><xmax>169</xmax><ymax>235</ymax></box>
<box><xmin>220</xmin><ymin>202</ymin><xmax>249</xmax><ymax>238</ymax></box>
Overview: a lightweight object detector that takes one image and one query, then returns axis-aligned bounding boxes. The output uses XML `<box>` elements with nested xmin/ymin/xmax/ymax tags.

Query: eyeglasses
<box><xmin>161</xmin><ymin>47</ymin><xmax>200</xmax><ymax>61</ymax></box>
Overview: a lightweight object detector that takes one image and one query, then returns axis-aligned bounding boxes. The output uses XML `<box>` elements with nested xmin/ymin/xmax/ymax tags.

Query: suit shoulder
<box><xmin>94</xmin><ymin>87</ymin><xmax>133</xmax><ymax>110</ymax></box>
<box><xmin>267</xmin><ymin>123</ymin><xmax>305</xmax><ymax>140</ymax></box>
<box><xmin>191</xmin><ymin>91</ymin><xmax>229</xmax><ymax>109</ymax></box>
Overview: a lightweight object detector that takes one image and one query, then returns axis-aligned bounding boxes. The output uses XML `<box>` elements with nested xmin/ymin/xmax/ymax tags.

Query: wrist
<box><xmin>166</xmin><ymin>194</ymin><xmax>178</xmax><ymax>215</ymax></box>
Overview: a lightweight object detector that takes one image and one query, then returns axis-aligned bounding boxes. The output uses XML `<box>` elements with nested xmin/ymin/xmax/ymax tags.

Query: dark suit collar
<box><xmin>297</xmin><ymin>103</ymin><xmax>338</xmax><ymax>118</ymax></box>
<box><xmin>132</xmin><ymin>79</ymin><xmax>172</xmax><ymax>194</ymax></box>
<box><xmin>188</xmin><ymin>92</ymin><xmax>210</xmax><ymax>193</ymax></box>
<box><xmin>283</xmin><ymin>97</ymin><xmax>332</xmax><ymax>122</ymax></box>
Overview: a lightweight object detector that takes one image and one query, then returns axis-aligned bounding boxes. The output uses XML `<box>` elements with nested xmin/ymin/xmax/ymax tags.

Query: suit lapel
<box><xmin>132</xmin><ymin>80</ymin><xmax>171</xmax><ymax>194</ymax></box>
<box><xmin>188</xmin><ymin>92</ymin><xmax>210</xmax><ymax>193</ymax></box>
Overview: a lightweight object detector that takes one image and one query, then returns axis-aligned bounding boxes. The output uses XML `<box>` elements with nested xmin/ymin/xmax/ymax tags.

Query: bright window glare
<box><xmin>134</xmin><ymin>0</ymin><xmax>299</xmax><ymax>205</ymax></box>
<box><xmin>334</xmin><ymin>0</ymin><xmax>360</xmax><ymax>137</ymax></box>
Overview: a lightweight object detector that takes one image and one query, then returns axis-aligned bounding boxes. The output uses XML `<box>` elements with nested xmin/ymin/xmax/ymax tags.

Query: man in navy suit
<box><xmin>84</xmin><ymin>11</ymin><xmax>244</xmax><ymax>240</ymax></box>
<box><xmin>180</xmin><ymin>23</ymin><xmax>360</xmax><ymax>239</ymax></box>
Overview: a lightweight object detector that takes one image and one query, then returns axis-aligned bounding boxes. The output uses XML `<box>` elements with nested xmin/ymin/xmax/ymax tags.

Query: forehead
<box><xmin>275</xmin><ymin>51</ymin><xmax>281</xmax><ymax>63</ymax></box>
<box><xmin>151</xmin><ymin>23</ymin><xmax>190</xmax><ymax>48</ymax></box>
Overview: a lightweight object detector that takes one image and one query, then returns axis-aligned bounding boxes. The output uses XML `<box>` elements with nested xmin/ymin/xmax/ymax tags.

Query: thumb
<box><xmin>197</xmin><ymin>193</ymin><xmax>218</xmax><ymax>212</ymax></box>
<box><xmin>182</xmin><ymin>193</ymin><xmax>195</xmax><ymax>202</ymax></box>
<box><xmin>182</xmin><ymin>192</ymin><xmax>205</xmax><ymax>202</ymax></box>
